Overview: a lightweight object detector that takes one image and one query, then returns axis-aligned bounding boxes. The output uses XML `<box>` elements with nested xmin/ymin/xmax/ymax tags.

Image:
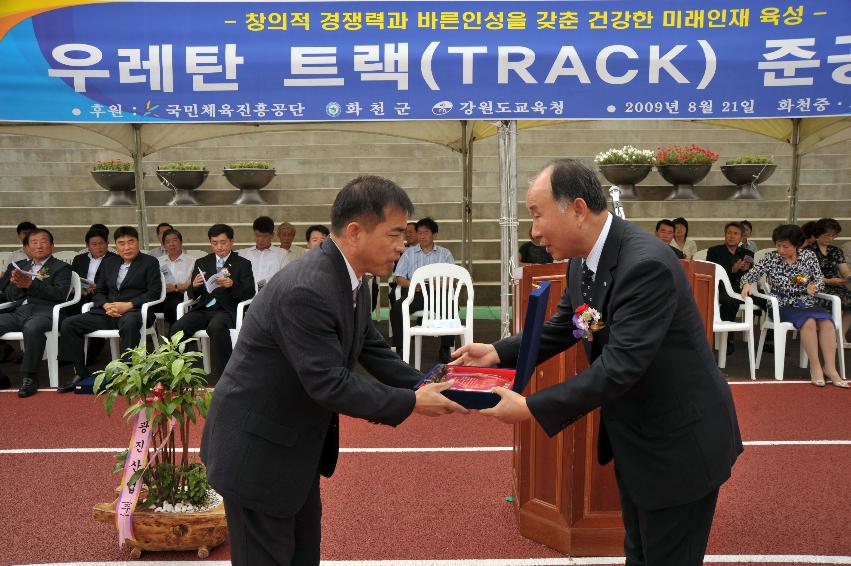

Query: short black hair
<box><xmin>113</xmin><ymin>226</ymin><xmax>139</xmax><ymax>241</ymax></box>
<box><xmin>85</xmin><ymin>229</ymin><xmax>108</xmax><ymax>245</ymax></box>
<box><xmin>655</xmin><ymin>219</ymin><xmax>675</xmax><ymax>232</ymax></box>
<box><xmin>16</xmin><ymin>221</ymin><xmax>37</xmax><ymax>235</ymax></box>
<box><xmin>305</xmin><ymin>224</ymin><xmax>330</xmax><ymax>242</ymax></box>
<box><xmin>542</xmin><ymin>159</ymin><xmax>607</xmax><ymax>213</ymax></box>
<box><xmin>800</xmin><ymin>221</ymin><xmax>817</xmax><ymax>239</ymax></box>
<box><xmin>672</xmin><ymin>217</ymin><xmax>689</xmax><ymax>238</ymax></box>
<box><xmin>161</xmin><ymin>228</ymin><xmax>183</xmax><ymax>243</ymax></box>
<box><xmin>156</xmin><ymin>222</ymin><xmax>173</xmax><ymax>232</ymax></box>
<box><xmin>814</xmin><ymin>217</ymin><xmax>842</xmax><ymax>237</ymax></box>
<box><xmin>208</xmin><ymin>223</ymin><xmax>234</xmax><ymax>240</ymax></box>
<box><xmin>407</xmin><ymin>222</ymin><xmax>417</xmax><ymax>227</ymax></box>
<box><xmin>330</xmin><ymin>175</ymin><xmax>414</xmax><ymax>233</ymax></box>
<box><xmin>724</xmin><ymin>221</ymin><xmax>744</xmax><ymax>235</ymax></box>
<box><xmin>89</xmin><ymin>223</ymin><xmax>109</xmax><ymax>240</ymax></box>
<box><xmin>415</xmin><ymin>217</ymin><xmax>439</xmax><ymax>234</ymax></box>
<box><xmin>772</xmin><ymin>224</ymin><xmax>804</xmax><ymax>247</ymax></box>
<box><xmin>741</xmin><ymin>220</ymin><xmax>753</xmax><ymax>231</ymax></box>
<box><xmin>252</xmin><ymin>216</ymin><xmax>276</xmax><ymax>235</ymax></box>
<box><xmin>23</xmin><ymin>228</ymin><xmax>53</xmax><ymax>245</ymax></box>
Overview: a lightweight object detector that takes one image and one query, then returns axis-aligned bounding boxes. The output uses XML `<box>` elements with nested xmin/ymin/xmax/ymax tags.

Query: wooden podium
<box><xmin>511</xmin><ymin>260</ymin><xmax>715</xmax><ymax>556</ymax></box>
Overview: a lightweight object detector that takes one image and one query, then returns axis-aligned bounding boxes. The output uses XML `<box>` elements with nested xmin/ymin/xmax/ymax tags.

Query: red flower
<box><xmin>575</xmin><ymin>304</ymin><xmax>589</xmax><ymax>315</ymax></box>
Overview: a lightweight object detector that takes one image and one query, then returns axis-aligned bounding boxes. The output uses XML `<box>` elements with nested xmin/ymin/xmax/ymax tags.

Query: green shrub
<box><xmin>93</xmin><ymin>160</ymin><xmax>133</xmax><ymax>172</ymax></box>
<box><xmin>226</xmin><ymin>160</ymin><xmax>271</xmax><ymax>169</ymax></box>
<box><xmin>725</xmin><ymin>156</ymin><xmax>775</xmax><ymax>165</ymax></box>
<box><xmin>158</xmin><ymin>162</ymin><xmax>207</xmax><ymax>171</ymax></box>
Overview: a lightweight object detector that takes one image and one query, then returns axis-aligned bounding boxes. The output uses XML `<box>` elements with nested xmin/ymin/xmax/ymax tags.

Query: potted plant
<box><xmin>654</xmin><ymin>144</ymin><xmax>719</xmax><ymax>200</ymax></box>
<box><xmin>224</xmin><ymin>160</ymin><xmax>276</xmax><ymax>205</ymax></box>
<box><xmin>92</xmin><ymin>159</ymin><xmax>137</xmax><ymax>206</ymax></box>
<box><xmin>90</xmin><ymin>332</ymin><xmax>227</xmax><ymax>559</ymax></box>
<box><xmin>721</xmin><ymin>156</ymin><xmax>777</xmax><ymax>200</ymax></box>
<box><xmin>594</xmin><ymin>145</ymin><xmax>655</xmax><ymax>199</ymax></box>
<box><xmin>156</xmin><ymin>162</ymin><xmax>208</xmax><ymax>206</ymax></box>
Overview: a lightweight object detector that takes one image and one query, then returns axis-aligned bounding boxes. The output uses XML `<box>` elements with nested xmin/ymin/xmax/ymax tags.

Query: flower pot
<box><xmin>656</xmin><ymin>164</ymin><xmax>712</xmax><ymax>200</ymax></box>
<box><xmin>598</xmin><ymin>164</ymin><xmax>652</xmax><ymax>199</ymax></box>
<box><xmin>91</xmin><ymin>170</ymin><xmax>136</xmax><ymax>206</ymax></box>
<box><xmin>92</xmin><ymin>499</ymin><xmax>227</xmax><ymax>559</ymax></box>
<box><xmin>156</xmin><ymin>170</ymin><xmax>208</xmax><ymax>206</ymax></box>
<box><xmin>720</xmin><ymin>164</ymin><xmax>776</xmax><ymax>200</ymax></box>
<box><xmin>224</xmin><ymin>168</ymin><xmax>276</xmax><ymax>205</ymax></box>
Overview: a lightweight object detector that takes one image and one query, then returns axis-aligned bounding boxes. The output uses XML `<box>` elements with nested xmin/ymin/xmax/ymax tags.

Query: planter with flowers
<box><xmin>156</xmin><ymin>162</ymin><xmax>208</xmax><ymax>206</ymax></box>
<box><xmin>594</xmin><ymin>146</ymin><xmax>655</xmax><ymax>199</ymax></box>
<box><xmin>90</xmin><ymin>332</ymin><xmax>226</xmax><ymax>559</ymax></box>
<box><xmin>224</xmin><ymin>160</ymin><xmax>276</xmax><ymax>205</ymax></box>
<box><xmin>720</xmin><ymin>156</ymin><xmax>776</xmax><ymax>200</ymax></box>
<box><xmin>655</xmin><ymin>145</ymin><xmax>719</xmax><ymax>200</ymax></box>
<box><xmin>92</xmin><ymin>160</ymin><xmax>137</xmax><ymax>206</ymax></box>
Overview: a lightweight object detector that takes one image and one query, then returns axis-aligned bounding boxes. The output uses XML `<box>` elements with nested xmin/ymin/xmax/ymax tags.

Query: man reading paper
<box><xmin>200</xmin><ymin>176</ymin><xmax>466</xmax><ymax>566</ymax></box>
<box><xmin>453</xmin><ymin>159</ymin><xmax>742</xmax><ymax>566</ymax></box>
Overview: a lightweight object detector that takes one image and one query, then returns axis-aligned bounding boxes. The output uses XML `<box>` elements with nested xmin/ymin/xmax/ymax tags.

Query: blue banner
<box><xmin>0</xmin><ymin>0</ymin><xmax>849</xmax><ymax>122</ymax></box>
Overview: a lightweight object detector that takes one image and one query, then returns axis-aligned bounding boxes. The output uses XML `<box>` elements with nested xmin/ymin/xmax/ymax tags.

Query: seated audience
<box><xmin>78</xmin><ymin>224</ymin><xmax>112</xmax><ymax>254</ymax></box>
<box><xmin>741</xmin><ymin>220</ymin><xmax>758</xmax><ymax>253</ymax></box>
<box><xmin>0</xmin><ymin>229</ymin><xmax>72</xmax><ymax>397</ymax></box>
<box><xmin>169</xmin><ymin>224</ymin><xmax>255</xmax><ymax>382</ymax></box>
<box><xmin>742</xmin><ymin>224</ymin><xmax>846</xmax><ymax>388</ymax></box>
<box><xmin>305</xmin><ymin>224</ymin><xmax>330</xmax><ymax>250</ymax></box>
<box><xmin>389</xmin><ymin>222</ymin><xmax>421</xmax><ymax>306</ymax></box>
<box><xmin>149</xmin><ymin>222</ymin><xmax>173</xmax><ymax>257</ymax></box>
<box><xmin>518</xmin><ymin>228</ymin><xmax>554</xmax><ymax>265</ymax></box>
<box><xmin>800</xmin><ymin>220</ymin><xmax>818</xmax><ymax>248</ymax></box>
<box><xmin>239</xmin><ymin>216</ymin><xmax>286</xmax><ymax>289</ymax></box>
<box><xmin>7</xmin><ymin>221</ymin><xmax>36</xmax><ymax>264</ymax></box>
<box><xmin>807</xmin><ymin>218</ymin><xmax>851</xmax><ymax>344</ymax></box>
<box><xmin>389</xmin><ymin>217</ymin><xmax>456</xmax><ymax>363</ymax></box>
<box><xmin>70</xmin><ymin>229</ymin><xmax>117</xmax><ymax>313</ymax></box>
<box><xmin>655</xmin><ymin>219</ymin><xmax>685</xmax><ymax>259</ymax></box>
<box><xmin>277</xmin><ymin>221</ymin><xmax>307</xmax><ymax>264</ymax></box>
<box><xmin>671</xmin><ymin>217</ymin><xmax>697</xmax><ymax>259</ymax></box>
<box><xmin>58</xmin><ymin>226</ymin><xmax>162</xmax><ymax>392</ymax></box>
<box><xmin>155</xmin><ymin>229</ymin><xmax>196</xmax><ymax>325</ymax></box>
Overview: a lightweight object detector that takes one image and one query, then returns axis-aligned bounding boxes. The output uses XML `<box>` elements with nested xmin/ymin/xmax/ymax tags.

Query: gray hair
<box><xmin>536</xmin><ymin>158</ymin><xmax>608</xmax><ymax>213</ymax></box>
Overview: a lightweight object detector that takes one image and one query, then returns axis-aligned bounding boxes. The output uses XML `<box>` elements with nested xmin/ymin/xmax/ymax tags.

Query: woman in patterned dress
<box><xmin>807</xmin><ymin>218</ymin><xmax>851</xmax><ymax>348</ymax></box>
<box><xmin>741</xmin><ymin>224</ymin><xmax>847</xmax><ymax>388</ymax></box>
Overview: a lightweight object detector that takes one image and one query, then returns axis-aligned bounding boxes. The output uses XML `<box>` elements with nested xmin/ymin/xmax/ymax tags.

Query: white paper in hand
<box><xmin>204</xmin><ymin>270</ymin><xmax>226</xmax><ymax>294</ymax></box>
<box><xmin>12</xmin><ymin>262</ymin><xmax>37</xmax><ymax>278</ymax></box>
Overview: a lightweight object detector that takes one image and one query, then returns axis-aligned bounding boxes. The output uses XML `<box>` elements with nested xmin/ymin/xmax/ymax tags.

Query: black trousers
<box><xmin>617</xmin><ymin>469</ymin><xmax>719</xmax><ymax>566</ymax></box>
<box><xmin>389</xmin><ymin>290</ymin><xmax>454</xmax><ymax>351</ymax></box>
<box><xmin>59</xmin><ymin>310</ymin><xmax>152</xmax><ymax>366</ymax></box>
<box><xmin>169</xmin><ymin>308</ymin><xmax>234</xmax><ymax>381</ymax></box>
<box><xmin>151</xmin><ymin>291</ymin><xmax>185</xmax><ymax>325</ymax></box>
<box><xmin>0</xmin><ymin>305</ymin><xmax>51</xmax><ymax>374</ymax></box>
<box><xmin>224</xmin><ymin>475</ymin><xmax>322</xmax><ymax>566</ymax></box>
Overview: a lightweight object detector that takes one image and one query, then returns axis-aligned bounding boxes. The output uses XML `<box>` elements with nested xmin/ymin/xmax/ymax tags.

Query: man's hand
<box><xmin>166</xmin><ymin>283</ymin><xmax>176</xmax><ymax>293</ymax></box>
<box><xmin>217</xmin><ymin>276</ymin><xmax>233</xmax><ymax>289</ymax></box>
<box><xmin>10</xmin><ymin>270</ymin><xmax>33</xmax><ymax>289</ymax></box>
<box><xmin>449</xmin><ymin>343</ymin><xmax>500</xmax><ymax>367</ymax></box>
<box><xmin>192</xmin><ymin>272</ymin><xmax>205</xmax><ymax>288</ymax></box>
<box><xmin>177</xmin><ymin>282</ymin><xmax>190</xmax><ymax>292</ymax></box>
<box><xmin>480</xmin><ymin>387</ymin><xmax>532</xmax><ymax>424</ymax></box>
<box><xmin>104</xmin><ymin>302</ymin><xmax>133</xmax><ymax>317</ymax></box>
<box><xmin>731</xmin><ymin>259</ymin><xmax>745</xmax><ymax>273</ymax></box>
<box><xmin>414</xmin><ymin>380</ymin><xmax>469</xmax><ymax>416</ymax></box>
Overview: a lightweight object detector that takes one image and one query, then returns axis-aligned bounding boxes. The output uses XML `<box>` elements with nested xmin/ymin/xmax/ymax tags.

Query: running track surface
<box><xmin>1</xmin><ymin>381</ymin><xmax>849</xmax><ymax>566</ymax></box>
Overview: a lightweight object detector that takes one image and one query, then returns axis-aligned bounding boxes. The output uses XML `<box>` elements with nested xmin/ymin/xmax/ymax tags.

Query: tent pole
<box><xmin>132</xmin><ymin>124</ymin><xmax>149</xmax><ymax>250</ymax></box>
<box><xmin>498</xmin><ymin>121</ymin><xmax>518</xmax><ymax>339</ymax></box>
<box><xmin>461</xmin><ymin>120</ymin><xmax>474</xmax><ymax>273</ymax></box>
<box><xmin>787</xmin><ymin>118</ymin><xmax>802</xmax><ymax>224</ymax></box>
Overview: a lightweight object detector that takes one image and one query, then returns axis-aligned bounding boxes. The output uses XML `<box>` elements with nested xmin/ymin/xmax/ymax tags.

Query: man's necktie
<box><xmin>117</xmin><ymin>262</ymin><xmax>130</xmax><ymax>289</ymax></box>
<box><xmin>205</xmin><ymin>258</ymin><xmax>225</xmax><ymax>308</ymax></box>
<box><xmin>581</xmin><ymin>262</ymin><xmax>594</xmax><ymax>304</ymax></box>
<box><xmin>352</xmin><ymin>281</ymin><xmax>362</xmax><ymax>310</ymax></box>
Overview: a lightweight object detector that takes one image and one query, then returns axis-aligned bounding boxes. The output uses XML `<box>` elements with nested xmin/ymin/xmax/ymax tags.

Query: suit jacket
<box><xmin>0</xmin><ymin>256</ymin><xmax>72</xmax><ymax>314</ymax></box>
<box><xmin>201</xmin><ymin>238</ymin><xmax>421</xmax><ymax>518</ymax></box>
<box><xmin>71</xmin><ymin>250</ymin><xmax>118</xmax><ymax>285</ymax></box>
<box><xmin>90</xmin><ymin>253</ymin><xmax>162</xmax><ymax>314</ymax></box>
<box><xmin>187</xmin><ymin>253</ymin><xmax>255</xmax><ymax>318</ymax></box>
<box><xmin>494</xmin><ymin>215</ymin><xmax>742</xmax><ymax>510</ymax></box>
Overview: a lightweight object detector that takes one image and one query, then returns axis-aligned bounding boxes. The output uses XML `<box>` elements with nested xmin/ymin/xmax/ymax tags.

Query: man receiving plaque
<box><xmin>454</xmin><ymin>159</ymin><xmax>743</xmax><ymax>566</ymax></box>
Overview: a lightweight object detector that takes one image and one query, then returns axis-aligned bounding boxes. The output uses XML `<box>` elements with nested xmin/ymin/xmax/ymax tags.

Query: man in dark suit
<box><xmin>168</xmin><ymin>223</ymin><xmax>255</xmax><ymax>382</ymax></box>
<box><xmin>0</xmin><ymin>229</ymin><xmax>72</xmax><ymax>397</ymax></box>
<box><xmin>454</xmin><ymin>159</ymin><xmax>742</xmax><ymax>566</ymax></box>
<box><xmin>200</xmin><ymin>176</ymin><xmax>466</xmax><ymax>566</ymax></box>
<box><xmin>58</xmin><ymin>226</ymin><xmax>162</xmax><ymax>392</ymax></box>
<box><xmin>69</xmin><ymin>228</ymin><xmax>118</xmax><ymax>364</ymax></box>
<box><xmin>655</xmin><ymin>218</ymin><xmax>686</xmax><ymax>259</ymax></box>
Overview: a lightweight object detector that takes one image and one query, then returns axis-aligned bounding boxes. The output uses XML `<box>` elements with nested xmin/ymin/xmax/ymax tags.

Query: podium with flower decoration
<box><xmin>511</xmin><ymin>260</ymin><xmax>715</xmax><ymax>556</ymax></box>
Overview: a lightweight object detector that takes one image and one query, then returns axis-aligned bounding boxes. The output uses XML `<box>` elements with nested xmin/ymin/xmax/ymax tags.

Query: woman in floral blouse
<box><xmin>742</xmin><ymin>224</ymin><xmax>846</xmax><ymax>388</ymax></box>
<box><xmin>807</xmin><ymin>218</ymin><xmax>851</xmax><ymax>348</ymax></box>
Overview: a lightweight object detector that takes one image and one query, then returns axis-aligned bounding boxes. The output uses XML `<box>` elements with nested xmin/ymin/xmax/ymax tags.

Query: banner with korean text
<box><xmin>0</xmin><ymin>0</ymin><xmax>848</xmax><ymax>122</ymax></box>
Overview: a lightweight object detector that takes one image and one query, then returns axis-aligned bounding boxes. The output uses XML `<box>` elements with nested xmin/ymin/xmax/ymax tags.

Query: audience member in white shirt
<box><xmin>155</xmin><ymin>228</ymin><xmax>195</xmax><ymax>324</ymax></box>
<box><xmin>7</xmin><ymin>221</ymin><xmax>36</xmax><ymax>264</ymax></box>
<box><xmin>240</xmin><ymin>216</ymin><xmax>286</xmax><ymax>289</ymax></box>
<box><xmin>277</xmin><ymin>221</ymin><xmax>307</xmax><ymax>264</ymax></box>
<box><xmin>149</xmin><ymin>222</ymin><xmax>173</xmax><ymax>258</ymax></box>
<box><xmin>305</xmin><ymin>224</ymin><xmax>330</xmax><ymax>250</ymax></box>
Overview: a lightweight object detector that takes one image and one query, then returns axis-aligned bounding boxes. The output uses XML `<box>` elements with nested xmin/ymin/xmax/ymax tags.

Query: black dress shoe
<box><xmin>18</xmin><ymin>377</ymin><xmax>38</xmax><ymax>398</ymax></box>
<box><xmin>57</xmin><ymin>375</ymin><xmax>84</xmax><ymax>393</ymax></box>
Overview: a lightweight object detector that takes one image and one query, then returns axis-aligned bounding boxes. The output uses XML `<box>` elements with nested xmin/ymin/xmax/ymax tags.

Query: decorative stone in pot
<box><xmin>656</xmin><ymin>163</ymin><xmax>712</xmax><ymax>200</ymax></box>
<box><xmin>91</xmin><ymin>170</ymin><xmax>136</xmax><ymax>206</ymax></box>
<box><xmin>598</xmin><ymin>164</ymin><xmax>652</xmax><ymax>199</ymax></box>
<box><xmin>224</xmin><ymin>165</ymin><xmax>276</xmax><ymax>205</ymax></box>
<box><xmin>156</xmin><ymin>166</ymin><xmax>208</xmax><ymax>206</ymax></box>
<box><xmin>720</xmin><ymin>163</ymin><xmax>777</xmax><ymax>200</ymax></box>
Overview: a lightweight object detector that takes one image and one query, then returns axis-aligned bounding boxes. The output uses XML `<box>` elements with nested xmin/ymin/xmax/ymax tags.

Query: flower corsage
<box><xmin>35</xmin><ymin>266</ymin><xmax>50</xmax><ymax>280</ymax></box>
<box><xmin>572</xmin><ymin>304</ymin><xmax>605</xmax><ymax>341</ymax></box>
<box><xmin>792</xmin><ymin>273</ymin><xmax>808</xmax><ymax>286</ymax></box>
<box><xmin>219</xmin><ymin>267</ymin><xmax>230</xmax><ymax>278</ymax></box>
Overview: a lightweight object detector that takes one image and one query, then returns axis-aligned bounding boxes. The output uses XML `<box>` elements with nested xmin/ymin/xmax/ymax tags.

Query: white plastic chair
<box><xmin>710</xmin><ymin>263</ymin><xmax>755</xmax><ymax>379</ymax></box>
<box><xmin>176</xmin><ymin>297</ymin><xmax>253</xmax><ymax>373</ymax></box>
<box><xmin>83</xmin><ymin>272</ymin><xmax>166</xmax><ymax>360</ymax></box>
<box><xmin>752</xmin><ymin>278</ymin><xmax>806</xmax><ymax>381</ymax></box>
<box><xmin>387</xmin><ymin>283</ymin><xmax>424</xmax><ymax>345</ymax></box>
<box><xmin>805</xmin><ymin>292</ymin><xmax>846</xmax><ymax>380</ymax></box>
<box><xmin>53</xmin><ymin>250</ymin><xmax>78</xmax><ymax>263</ymax></box>
<box><xmin>401</xmin><ymin>263</ymin><xmax>474</xmax><ymax>370</ymax></box>
<box><xmin>0</xmin><ymin>272</ymin><xmax>81</xmax><ymax>387</ymax></box>
<box><xmin>693</xmin><ymin>249</ymin><xmax>708</xmax><ymax>262</ymax></box>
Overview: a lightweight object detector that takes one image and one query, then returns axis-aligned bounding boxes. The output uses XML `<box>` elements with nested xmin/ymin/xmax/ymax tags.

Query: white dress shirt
<box><xmin>117</xmin><ymin>262</ymin><xmax>131</xmax><ymax>289</ymax></box>
<box><xmin>583</xmin><ymin>212</ymin><xmax>613</xmax><ymax>279</ymax></box>
<box><xmin>149</xmin><ymin>245</ymin><xmax>167</xmax><ymax>258</ymax></box>
<box><xmin>86</xmin><ymin>253</ymin><xmax>105</xmax><ymax>283</ymax></box>
<box><xmin>239</xmin><ymin>245</ymin><xmax>287</xmax><ymax>286</ymax></box>
<box><xmin>158</xmin><ymin>252</ymin><xmax>195</xmax><ymax>286</ymax></box>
